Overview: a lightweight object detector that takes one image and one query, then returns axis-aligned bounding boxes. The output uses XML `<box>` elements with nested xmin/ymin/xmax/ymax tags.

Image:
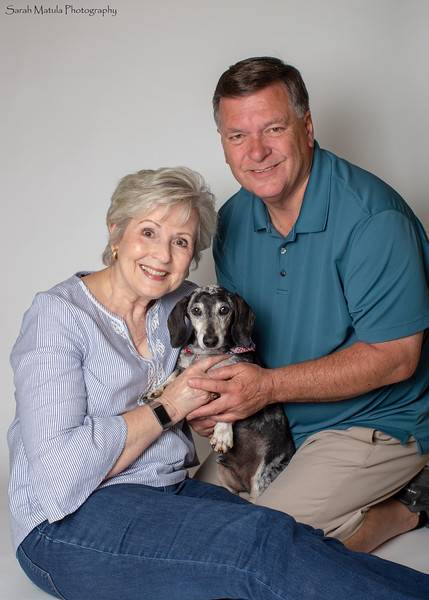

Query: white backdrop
<box><xmin>1</xmin><ymin>0</ymin><xmax>428</xmax><ymax>551</ymax></box>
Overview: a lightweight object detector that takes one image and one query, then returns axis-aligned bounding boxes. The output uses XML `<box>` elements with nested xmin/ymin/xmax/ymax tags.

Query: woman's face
<box><xmin>111</xmin><ymin>203</ymin><xmax>199</xmax><ymax>305</ymax></box>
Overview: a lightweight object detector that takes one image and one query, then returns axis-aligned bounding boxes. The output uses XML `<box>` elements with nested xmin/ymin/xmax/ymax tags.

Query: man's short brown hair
<box><xmin>213</xmin><ymin>56</ymin><xmax>310</xmax><ymax>125</ymax></box>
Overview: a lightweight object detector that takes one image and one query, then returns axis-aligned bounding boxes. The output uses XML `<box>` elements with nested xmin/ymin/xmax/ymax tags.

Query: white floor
<box><xmin>1</xmin><ymin>471</ymin><xmax>428</xmax><ymax>599</ymax></box>
<box><xmin>0</xmin><ymin>478</ymin><xmax>53</xmax><ymax>600</ymax></box>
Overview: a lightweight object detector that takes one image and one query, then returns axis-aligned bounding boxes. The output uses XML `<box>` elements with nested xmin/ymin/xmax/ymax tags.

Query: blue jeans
<box><xmin>17</xmin><ymin>480</ymin><xmax>429</xmax><ymax>600</ymax></box>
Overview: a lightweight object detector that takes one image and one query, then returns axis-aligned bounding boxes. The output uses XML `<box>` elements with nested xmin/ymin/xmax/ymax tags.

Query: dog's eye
<box><xmin>219</xmin><ymin>306</ymin><xmax>230</xmax><ymax>315</ymax></box>
<box><xmin>191</xmin><ymin>306</ymin><xmax>202</xmax><ymax>316</ymax></box>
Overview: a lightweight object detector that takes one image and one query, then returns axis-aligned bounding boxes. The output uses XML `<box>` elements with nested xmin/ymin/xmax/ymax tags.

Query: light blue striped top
<box><xmin>8</xmin><ymin>273</ymin><xmax>197</xmax><ymax>551</ymax></box>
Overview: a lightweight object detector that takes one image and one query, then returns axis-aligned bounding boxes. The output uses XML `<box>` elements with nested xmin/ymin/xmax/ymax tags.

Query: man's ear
<box><xmin>167</xmin><ymin>295</ymin><xmax>192</xmax><ymax>347</ymax></box>
<box><xmin>219</xmin><ymin>132</ymin><xmax>230</xmax><ymax>165</ymax></box>
<box><xmin>304</xmin><ymin>111</ymin><xmax>314</xmax><ymax>148</ymax></box>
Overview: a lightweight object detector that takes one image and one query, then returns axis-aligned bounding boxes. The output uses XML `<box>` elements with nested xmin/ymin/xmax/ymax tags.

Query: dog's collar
<box><xmin>183</xmin><ymin>343</ymin><xmax>255</xmax><ymax>356</ymax></box>
<box><xmin>229</xmin><ymin>343</ymin><xmax>256</xmax><ymax>354</ymax></box>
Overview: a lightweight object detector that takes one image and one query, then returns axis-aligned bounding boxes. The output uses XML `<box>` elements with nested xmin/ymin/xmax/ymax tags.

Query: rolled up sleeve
<box><xmin>11</xmin><ymin>293</ymin><xmax>127</xmax><ymax>522</ymax></box>
<box><xmin>344</xmin><ymin>210</ymin><xmax>429</xmax><ymax>343</ymax></box>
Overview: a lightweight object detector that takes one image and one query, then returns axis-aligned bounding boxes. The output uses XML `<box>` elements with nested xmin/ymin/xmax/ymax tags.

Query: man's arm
<box><xmin>187</xmin><ymin>332</ymin><xmax>423</xmax><ymax>424</ymax></box>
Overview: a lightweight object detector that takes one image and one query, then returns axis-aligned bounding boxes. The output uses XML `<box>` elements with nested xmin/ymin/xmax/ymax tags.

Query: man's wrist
<box><xmin>262</xmin><ymin>367</ymin><xmax>282</xmax><ymax>404</ymax></box>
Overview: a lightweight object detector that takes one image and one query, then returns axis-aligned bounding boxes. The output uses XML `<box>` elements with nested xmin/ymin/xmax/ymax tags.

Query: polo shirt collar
<box><xmin>252</xmin><ymin>192</ymin><xmax>271</xmax><ymax>232</ymax></box>
<box><xmin>295</xmin><ymin>141</ymin><xmax>330</xmax><ymax>234</ymax></box>
<box><xmin>252</xmin><ymin>141</ymin><xmax>331</xmax><ymax>235</ymax></box>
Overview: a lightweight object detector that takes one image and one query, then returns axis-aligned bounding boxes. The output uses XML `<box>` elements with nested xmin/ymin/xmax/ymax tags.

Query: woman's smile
<box><xmin>110</xmin><ymin>203</ymin><xmax>199</xmax><ymax>309</ymax></box>
<box><xmin>139</xmin><ymin>263</ymin><xmax>169</xmax><ymax>280</ymax></box>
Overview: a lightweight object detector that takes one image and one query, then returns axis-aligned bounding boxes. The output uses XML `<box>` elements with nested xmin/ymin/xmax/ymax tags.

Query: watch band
<box><xmin>149</xmin><ymin>401</ymin><xmax>174</xmax><ymax>430</ymax></box>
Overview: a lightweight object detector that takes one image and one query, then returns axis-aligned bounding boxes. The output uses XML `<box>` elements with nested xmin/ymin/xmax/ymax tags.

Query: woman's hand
<box><xmin>160</xmin><ymin>355</ymin><xmax>227</xmax><ymax>424</ymax></box>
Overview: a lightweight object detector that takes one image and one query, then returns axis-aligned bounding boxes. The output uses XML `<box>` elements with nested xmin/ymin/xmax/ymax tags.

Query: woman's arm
<box><xmin>106</xmin><ymin>355</ymin><xmax>227</xmax><ymax>478</ymax></box>
<box><xmin>12</xmin><ymin>294</ymin><xmax>130</xmax><ymax>522</ymax></box>
<box><xmin>13</xmin><ymin>293</ymin><xmax>224</xmax><ymax>514</ymax></box>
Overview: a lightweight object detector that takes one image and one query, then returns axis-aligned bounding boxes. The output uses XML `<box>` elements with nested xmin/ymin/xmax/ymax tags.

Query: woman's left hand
<box><xmin>160</xmin><ymin>355</ymin><xmax>229</xmax><ymax>424</ymax></box>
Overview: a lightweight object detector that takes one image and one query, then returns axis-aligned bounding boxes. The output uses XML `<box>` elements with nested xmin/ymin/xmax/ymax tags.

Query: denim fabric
<box><xmin>18</xmin><ymin>480</ymin><xmax>429</xmax><ymax>600</ymax></box>
<box><xmin>17</xmin><ymin>544</ymin><xmax>66</xmax><ymax>599</ymax></box>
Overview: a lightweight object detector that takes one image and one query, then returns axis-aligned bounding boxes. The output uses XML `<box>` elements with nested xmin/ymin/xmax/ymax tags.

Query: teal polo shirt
<box><xmin>214</xmin><ymin>141</ymin><xmax>429</xmax><ymax>453</ymax></box>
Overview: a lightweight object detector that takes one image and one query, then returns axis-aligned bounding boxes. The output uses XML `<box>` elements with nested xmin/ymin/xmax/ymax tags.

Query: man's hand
<box><xmin>187</xmin><ymin>362</ymin><xmax>274</xmax><ymax>423</ymax></box>
<box><xmin>187</xmin><ymin>416</ymin><xmax>217</xmax><ymax>438</ymax></box>
<box><xmin>160</xmin><ymin>354</ymin><xmax>228</xmax><ymax>424</ymax></box>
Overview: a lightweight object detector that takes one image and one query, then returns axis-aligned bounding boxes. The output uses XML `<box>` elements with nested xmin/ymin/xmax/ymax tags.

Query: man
<box><xmin>187</xmin><ymin>56</ymin><xmax>429</xmax><ymax>553</ymax></box>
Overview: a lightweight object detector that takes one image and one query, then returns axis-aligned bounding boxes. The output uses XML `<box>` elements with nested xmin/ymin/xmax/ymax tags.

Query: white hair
<box><xmin>102</xmin><ymin>167</ymin><xmax>217</xmax><ymax>268</ymax></box>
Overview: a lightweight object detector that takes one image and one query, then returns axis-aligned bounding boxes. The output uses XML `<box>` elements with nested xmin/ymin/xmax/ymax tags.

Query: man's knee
<box><xmin>257</xmin><ymin>479</ymin><xmax>347</xmax><ymax>532</ymax></box>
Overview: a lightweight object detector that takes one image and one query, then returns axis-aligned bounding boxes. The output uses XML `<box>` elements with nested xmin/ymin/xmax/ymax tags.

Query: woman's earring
<box><xmin>112</xmin><ymin>248</ymin><xmax>118</xmax><ymax>261</ymax></box>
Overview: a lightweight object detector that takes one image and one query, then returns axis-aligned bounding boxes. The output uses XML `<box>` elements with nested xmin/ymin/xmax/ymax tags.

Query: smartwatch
<box><xmin>149</xmin><ymin>401</ymin><xmax>174</xmax><ymax>430</ymax></box>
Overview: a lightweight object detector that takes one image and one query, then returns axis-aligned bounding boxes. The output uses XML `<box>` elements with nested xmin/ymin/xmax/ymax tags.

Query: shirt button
<box><xmin>280</xmin><ymin>270</ymin><xmax>287</xmax><ymax>277</ymax></box>
<box><xmin>280</xmin><ymin>247</ymin><xmax>287</xmax><ymax>254</ymax></box>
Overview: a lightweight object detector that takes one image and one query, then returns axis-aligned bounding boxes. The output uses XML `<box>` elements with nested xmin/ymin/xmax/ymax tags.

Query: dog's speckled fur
<box><xmin>167</xmin><ymin>286</ymin><xmax>295</xmax><ymax>498</ymax></box>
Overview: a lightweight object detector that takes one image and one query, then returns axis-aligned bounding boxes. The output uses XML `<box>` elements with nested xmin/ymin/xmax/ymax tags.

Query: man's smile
<box><xmin>252</xmin><ymin>164</ymin><xmax>278</xmax><ymax>173</ymax></box>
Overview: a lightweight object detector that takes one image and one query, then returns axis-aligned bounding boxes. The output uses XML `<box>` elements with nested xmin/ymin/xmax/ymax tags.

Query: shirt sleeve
<box><xmin>11</xmin><ymin>293</ymin><xmax>128</xmax><ymax>523</ymax></box>
<box><xmin>343</xmin><ymin>210</ymin><xmax>429</xmax><ymax>343</ymax></box>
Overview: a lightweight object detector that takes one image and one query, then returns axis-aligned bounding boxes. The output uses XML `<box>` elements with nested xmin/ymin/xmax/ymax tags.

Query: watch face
<box><xmin>153</xmin><ymin>403</ymin><xmax>172</xmax><ymax>429</ymax></box>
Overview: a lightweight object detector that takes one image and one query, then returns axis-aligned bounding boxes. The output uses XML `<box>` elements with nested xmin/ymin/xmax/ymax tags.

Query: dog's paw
<box><xmin>210</xmin><ymin>422</ymin><xmax>233</xmax><ymax>453</ymax></box>
<box><xmin>138</xmin><ymin>371</ymin><xmax>180</xmax><ymax>405</ymax></box>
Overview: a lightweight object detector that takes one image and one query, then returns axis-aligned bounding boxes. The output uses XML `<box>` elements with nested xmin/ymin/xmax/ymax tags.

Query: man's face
<box><xmin>217</xmin><ymin>82</ymin><xmax>314</xmax><ymax>208</ymax></box>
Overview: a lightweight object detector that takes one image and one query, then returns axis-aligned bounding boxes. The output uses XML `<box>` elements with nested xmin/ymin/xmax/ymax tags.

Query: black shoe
<box><xmin>396</xmin><ymin>465</ymin><xmax>429</xmax><ymax>528</ymax></box>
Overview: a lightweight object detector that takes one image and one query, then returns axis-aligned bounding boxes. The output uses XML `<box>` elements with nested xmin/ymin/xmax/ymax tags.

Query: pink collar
<box><xmin>183</xmin><ymin>343</ymin><xmax>255</xmax><ymax>355</ymax></box>
<box><xmin>229</xmin><ymin>344</ymin><xmax>256</xmax><ymax>354</ymax></box>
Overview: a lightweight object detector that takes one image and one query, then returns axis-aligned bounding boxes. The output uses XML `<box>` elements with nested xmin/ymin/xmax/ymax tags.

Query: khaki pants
<box><xmin>194</xmin><ymin>427</ymin><xmax>429</xmax><ymax>542</ymax></box>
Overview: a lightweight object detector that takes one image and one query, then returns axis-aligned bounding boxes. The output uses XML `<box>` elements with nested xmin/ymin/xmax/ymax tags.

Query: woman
<box><xmin>8</xmin><ymin>167</ymin><xmax>429</xmax><ymax>600</ymax></box>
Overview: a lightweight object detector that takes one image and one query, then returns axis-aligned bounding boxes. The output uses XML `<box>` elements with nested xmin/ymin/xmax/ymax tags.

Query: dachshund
<box><xmin>166</xmin><ymin>285</ymin><xmax>295</xmax><ymax>499</ymax></box>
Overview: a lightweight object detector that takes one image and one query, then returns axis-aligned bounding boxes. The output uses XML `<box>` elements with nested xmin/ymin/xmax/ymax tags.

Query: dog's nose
<box><xmin>203</xmin><ymin>334</ymin><xmax>219</xmax><ymax>348</ymax></box>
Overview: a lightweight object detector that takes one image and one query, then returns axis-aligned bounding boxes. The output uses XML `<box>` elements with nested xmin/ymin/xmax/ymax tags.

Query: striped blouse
<box><xmin>8</xmin><ymin>273</ymin><xmax>197</xmax><ymax>551</ymax></box>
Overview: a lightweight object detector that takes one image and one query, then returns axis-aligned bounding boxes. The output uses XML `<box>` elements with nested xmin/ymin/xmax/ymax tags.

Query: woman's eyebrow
<box><xmin>137</xmin><ymin>218</ymin><xmax>160</xmax><ymax>227</ymax></box>
<box><xmin>137</xmin><ymin>219</ymin><xmax>194</xmax><ymax>237</ymax></box>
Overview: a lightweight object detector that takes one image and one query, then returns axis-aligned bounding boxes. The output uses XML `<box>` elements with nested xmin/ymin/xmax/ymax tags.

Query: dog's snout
<box><xmin>203</xmin><ymin>334</ymin><xmax>219</xmax><ymax>348</ymax></box>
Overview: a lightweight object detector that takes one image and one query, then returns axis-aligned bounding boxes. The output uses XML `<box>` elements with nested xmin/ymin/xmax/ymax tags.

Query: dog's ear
<box><xmin>167</xmin><ymin>295</ymin><xmax>192</xmax><ymax>347</ymax></box>
<box><xmin>230</xmin><ymin>294</ymin><xmax>255</xmax><ymax>347</ymax></box>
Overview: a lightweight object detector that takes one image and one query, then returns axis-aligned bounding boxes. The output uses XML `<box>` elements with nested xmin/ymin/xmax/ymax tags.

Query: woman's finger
<box><xmin>205</xmin><ymin>364</ymin><xmax>239</xmax><ymax>380</ymax></box>
<box><xmin>191</xmin><ymin>354</ymin><xmax>229</xmax><ymax>373</ymax></box>
<box><xmin>187</xmin><ymin>377</ymin><xmax>230</xmax><ymax>394</ymax></box>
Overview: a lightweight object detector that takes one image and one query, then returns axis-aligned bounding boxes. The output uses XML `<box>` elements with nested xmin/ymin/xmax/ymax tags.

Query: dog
<box><xmin>165</xmin><ymin>285</ymin><xmax>295</xmax><ymax>499</ymax></box>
